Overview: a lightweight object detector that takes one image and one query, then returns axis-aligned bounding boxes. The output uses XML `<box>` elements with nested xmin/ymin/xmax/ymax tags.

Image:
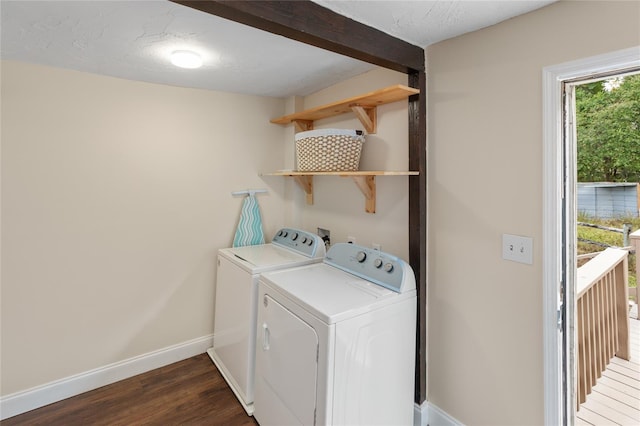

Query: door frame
<box><xmin>542</xmin><ymin>46</ymin><xmax>640</xmax><ymax>425</ymax></box>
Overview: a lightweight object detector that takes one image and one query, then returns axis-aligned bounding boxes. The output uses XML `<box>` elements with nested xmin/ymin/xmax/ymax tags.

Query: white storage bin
<box><xmin>295</xmin><ymin>129</ymin><xmax>365</xmax><ymax>171</ymax></box>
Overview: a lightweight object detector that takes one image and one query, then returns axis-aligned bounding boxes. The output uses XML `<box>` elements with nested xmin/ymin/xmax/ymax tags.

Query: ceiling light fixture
<box><xmin>170</xmin><ymin>50</ymin><xmax>203</xmax><ymax>69</ymax></box>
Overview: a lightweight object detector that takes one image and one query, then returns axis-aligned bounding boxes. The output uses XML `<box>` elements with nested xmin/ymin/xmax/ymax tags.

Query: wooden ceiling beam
<box><xmin>171</xmin><ymin>0</ymin><xmax>424</xmax><ymax>73</ymax></box>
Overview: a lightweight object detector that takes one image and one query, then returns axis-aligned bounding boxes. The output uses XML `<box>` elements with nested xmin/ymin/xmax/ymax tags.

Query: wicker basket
<box><xmin>295</xmin><ymin>129</ymin><xmax>365</xmax><ymax>171</ymax></box>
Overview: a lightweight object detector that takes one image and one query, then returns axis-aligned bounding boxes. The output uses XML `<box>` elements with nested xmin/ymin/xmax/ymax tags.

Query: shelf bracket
<box><xmin>263</xmin><ymin>171</ymin><xmax>416</xmax><ymax>214</ymax></box>
<box><xmin>293</xmin><ymin>175</ymin><xmax>314</xmax><ymax>205</ymax></box>
<box><xmin>350</xmin><ymin>175</ymin><xmax>376</xmax><ymax>213</ymax></box>
<box><xmin>292</xmin><ymin>119</ymin><xmax>314</xmax><ymax>133</ymax></box>
<box><xmin>349</xmin><ymin>104</ymin><xmax>377</xmax><ymax>134</ymax></box>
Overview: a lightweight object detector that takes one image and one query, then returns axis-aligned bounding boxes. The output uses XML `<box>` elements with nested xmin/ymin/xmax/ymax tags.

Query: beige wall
<box><xmin>1</xmin><ymin>60</ymin><xmax>413</xmax><ymax>399</ymax></box>
<box><xmin>0</xmin><ymin>62</ymin><xmax>413</xmax><ymax>401</ymax></box>
<box><xmin>285</xmin><ymin>68</ymin><xmax>412</xmax><ymax>259</ymax></box>
<box><xmin>0</xmin><ymin>61</ymin><xmax>287</xmax><ymax>395</ymax></box>
<box><xmin>426</xmin><ymin>1</ymin><xmax>639</xmax><ymax>424</ymax></box>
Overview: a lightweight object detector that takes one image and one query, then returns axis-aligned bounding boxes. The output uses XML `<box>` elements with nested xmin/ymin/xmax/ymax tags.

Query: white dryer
<box><xmin>207</xmin><ymin>228</ymin><xmax>326</xmax><ymax>415</ymax></box>
<box><xmin>254</xmin><ymin>243</ymin><xmax>417</xmax><ymax>426</ymax></box>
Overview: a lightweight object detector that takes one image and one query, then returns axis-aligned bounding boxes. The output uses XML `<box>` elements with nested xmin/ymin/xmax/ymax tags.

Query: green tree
<box><xmin>576</xmin><ymin>74</ymin><xmax>640</xmax><ymax>182</ymax></box>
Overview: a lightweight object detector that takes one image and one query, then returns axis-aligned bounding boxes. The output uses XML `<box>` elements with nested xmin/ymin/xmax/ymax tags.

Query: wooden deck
<box><xmin>577</xmin><ymin>308</ymin><xmax>640</xmax><ymax>425</ymax></box>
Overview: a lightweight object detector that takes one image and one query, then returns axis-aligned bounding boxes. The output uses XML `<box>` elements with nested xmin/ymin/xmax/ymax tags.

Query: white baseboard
<box><xmin>427</xmin><ymin>402</ymin><xmax>463</xmax><ymax>426</ymax></box>
<box><xmin>414</xmin><ymin>401</ymin><xmax>463</xmax><ymax>426</ymax></box>
<box><xmin>0</xmin><ymin>334</ymin><xmax>214</xmax><ymax>420</ymax></box>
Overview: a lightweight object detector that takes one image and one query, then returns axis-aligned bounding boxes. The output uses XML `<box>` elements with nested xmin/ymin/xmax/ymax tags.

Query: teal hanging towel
<box><xmin>232</xmin><ymin>191</ymin><xmax>265</xmax><ymax>247</ymax></box>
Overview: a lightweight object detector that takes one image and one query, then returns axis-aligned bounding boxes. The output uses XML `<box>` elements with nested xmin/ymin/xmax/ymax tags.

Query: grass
<box><xmin>577</xmin><ymin>212</ymin><xmax>638</xmax><ymax>288</ymax></box>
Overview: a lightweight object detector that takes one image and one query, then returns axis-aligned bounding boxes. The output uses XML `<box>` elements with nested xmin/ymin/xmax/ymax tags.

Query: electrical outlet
<box><xmin>372</xmin><ymin>243</ymin><xmax>381</xmax><ymax>251</ymax></box>
<box><xmin>317</xmin><ymin>228</ymin><xmax>331</xmax><ymax>247</ymax></box>
<box><xmin>502</xmin><ymin>234</ymin><xmax>533</xmax><ymax>265</ymax></box>
<box><xmin>347</xmin><ymin>236</ymin><xmax>357</xmax><ymax>244</ymax></box>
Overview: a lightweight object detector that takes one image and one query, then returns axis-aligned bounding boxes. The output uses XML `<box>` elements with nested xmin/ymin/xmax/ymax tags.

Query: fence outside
<box><xmin>577</xmin><ymin>182</ymin><xmax>639</xmax><ymax>218</ymax></box>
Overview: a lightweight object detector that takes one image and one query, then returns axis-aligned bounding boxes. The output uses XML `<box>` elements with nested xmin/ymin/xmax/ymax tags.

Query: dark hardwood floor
<box><xmin>1</xmin><ymin>354</ymin><xmax>259</xmax><ymax>425</ymax></box>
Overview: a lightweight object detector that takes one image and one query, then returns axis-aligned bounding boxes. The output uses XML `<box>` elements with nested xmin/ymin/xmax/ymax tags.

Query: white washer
<box><xmin>254</xmin><ymin>243</ymin><xmax>417</xmax><ymax>426</ymax></box>
<box><xmin>207</xmin><ymin>228</ymin><xmax>326</xmax><ymax>415</ymax></box>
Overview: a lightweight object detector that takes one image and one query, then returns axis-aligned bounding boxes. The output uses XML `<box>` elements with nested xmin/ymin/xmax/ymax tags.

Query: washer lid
<box><xmin>220</xmin><ymin>244</ymin><xmax>317</xmax><ymax>274</ymax></box>
<box><xmin>260</xmin><ymin>263</ymin><xmax>412</xmax><ymax>324</ymax></box>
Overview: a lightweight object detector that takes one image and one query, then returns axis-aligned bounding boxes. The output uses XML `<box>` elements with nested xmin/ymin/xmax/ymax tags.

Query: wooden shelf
<box><xmin>267</xmin><ymin>85</ymin><xmax>420</xmax><ymax>212</ymax></box>
<box><xmin>262</xmin><ymin>171</ymin><xmax>419</xmax><ymax>213</ymax></box>
<box><xmin>270</xmin><ymin>85</ymin><xmax>419</xmax><ymax>134</ymax></box>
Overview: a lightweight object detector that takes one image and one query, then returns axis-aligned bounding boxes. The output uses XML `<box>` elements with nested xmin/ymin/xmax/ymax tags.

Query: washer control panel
<box><xmin>324</xmin><ymin>243</ymin><xmax>415</xmax><ymax>293</ymax></box>
<box><xmin>272</xmin><ymin>228</ymin><xmax>326</xmax><ymax>258</ymax></box>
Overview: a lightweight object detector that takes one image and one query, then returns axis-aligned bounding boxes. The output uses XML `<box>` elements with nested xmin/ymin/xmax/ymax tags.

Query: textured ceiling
<box><xmin>312</xmin><ymin>0</ymin><xmax>556</xmax><ymax>46</ymax></box>
<box><xmin>1</xmin><ymin>0</ymin><xmax>375</xmax><ymax>97</ymax></box>
<box><xmin>1</xmin><ymin>0</ymin><xmax>556</xmax><ymax>97</ymax></box>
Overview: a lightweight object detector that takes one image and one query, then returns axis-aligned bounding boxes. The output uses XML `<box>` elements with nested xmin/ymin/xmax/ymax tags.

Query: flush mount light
<box><xmin>170</xmin><ymin>50</ymin><xmax>203</xmax><ymax>69</ymax></box>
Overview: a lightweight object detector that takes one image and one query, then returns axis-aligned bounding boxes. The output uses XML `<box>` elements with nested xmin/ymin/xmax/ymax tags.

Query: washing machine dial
<box><xmin>291</xmin><ymin>232</ymin><xmax>299</xmax><ymax>241</ymax></box>
<box><xmin>356</xmin><ymin>251</ymin><xmax>367</xmax><ymax>263</ymax></box>
<box><xmin>301</xmin><ymin>237</ymin><xmax>308</xmax><ymax>244</ymax></box>
<box><xmin>384</xmin><ymin>263</ymin><xmax>394</xmax><ymax>273</ymax></box>
<box><xmin>307</xmin><ymin>239</ymin><xmax>313</xmax><ymax>246</ymax></box>
<box><xmin>282</xmin><ymin>231</ymin><xmax>288</xmax><ymax>237</ymax></box>
<box><xmin>374</xmin><ymin>258</ymin><xmax>383</xmax><ymax>268</ymax></box>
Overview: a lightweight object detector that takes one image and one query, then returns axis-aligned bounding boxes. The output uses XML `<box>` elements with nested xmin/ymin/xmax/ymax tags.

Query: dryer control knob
<box><xmin>356</xmin><ymin>251</ymin><xmax>367</xmax><ymax>262</ymax></box>
<box><xmin>291</xmin><ymin>232</ymin><xmax>299</xmax><ymax>241</ymax></box>
<box><xmin>374</xmin><ymin>259</ymin><xmax>383</xmax><ymax>268</ymax></box>
<box><xmin>301</xmin><ymin>237</ymin><xmax>308</xmax><ymax>244</ymax></box>
<box><xmin>384</xmin><ymin>263</ymin><xmax>394</xmax><ymax>273</ymax></box>
<box><xmin>307</xmin><ymin>239</ymin><xmax>313</xmax><ymax>246</ymax></box>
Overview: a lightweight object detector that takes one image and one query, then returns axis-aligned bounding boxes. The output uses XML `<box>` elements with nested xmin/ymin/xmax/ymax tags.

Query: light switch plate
<box><xmin>502</xmin><ymin>234</ymin><xmax>533</xmax><ymax>265</ymax></box>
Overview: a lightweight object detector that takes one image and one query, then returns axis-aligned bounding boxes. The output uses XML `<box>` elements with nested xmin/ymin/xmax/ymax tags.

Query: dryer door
<box><xmin>255</xmin><ymin>294</ymin><xmax>318</xmax><ymax>426</ymax></box>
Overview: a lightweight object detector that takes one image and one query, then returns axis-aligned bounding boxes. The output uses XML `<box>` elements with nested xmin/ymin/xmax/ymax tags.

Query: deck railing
<box><xmin>576</xmin><ymin>247</ymin><xmax>630</xmax><ymax>406</ymax></box>
<box><xmin>631</xmin><ymin>229</ymin><xmax>640</xmax><ymax>320</ymax></box>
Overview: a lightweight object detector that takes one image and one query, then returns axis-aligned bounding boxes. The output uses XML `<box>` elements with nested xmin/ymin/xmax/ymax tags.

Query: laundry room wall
<box><xmin>0</xmin><ymin>60</ymin><xmax>286</xmax><ymax>397</ymax></box>
<box><xmin>279</xmin><ymin>68</ymin><xmax>412</xmax><ymax>260</ymax></box>
<box><xmin>426</xmin><ymin>1</ymin><xmax>640</xmax><ymax>424</ymax></box>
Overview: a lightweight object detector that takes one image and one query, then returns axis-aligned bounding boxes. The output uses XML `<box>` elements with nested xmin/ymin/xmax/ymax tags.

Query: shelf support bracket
<box><xmin>350</xmin><ymin>175</ymin><xmax>376</xmax><ymax>213</ymax></box>
<box><xmin>349</xmin><ymin>104</ymin><xmax>377</xmax><ymax>134</ymax></box>
<box><xmin>293</xmin><ymin>175</ymin><xmax>314</xmax><ymax>205</ymax></box>
<box><xmin>292</xmin><ymin>119</ymin><xmax>314</xmax><ymax>133</ymax></box>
